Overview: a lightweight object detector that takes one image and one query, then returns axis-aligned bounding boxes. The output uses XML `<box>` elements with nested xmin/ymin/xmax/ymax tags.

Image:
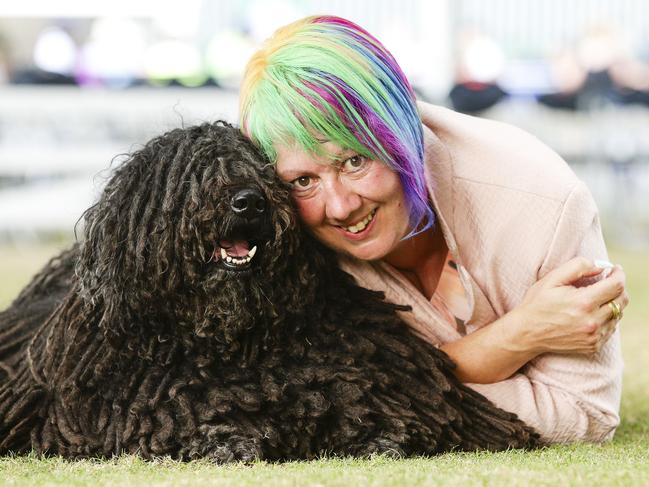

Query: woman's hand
<box><xmin>440</xmin><ymin>256</ymin><xmax>628</xmax><ymax>383</ymax></box>
<box><xmin>504</xmin><ymin>257</ymin><xmax>629</xmax><ymax>356</ymax></box>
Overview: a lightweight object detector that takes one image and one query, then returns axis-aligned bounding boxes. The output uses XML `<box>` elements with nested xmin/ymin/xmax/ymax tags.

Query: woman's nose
<box><xmin>322</xmin><ymin>179</ymin><xmax>362</xmax><ymax>222</ymax></box>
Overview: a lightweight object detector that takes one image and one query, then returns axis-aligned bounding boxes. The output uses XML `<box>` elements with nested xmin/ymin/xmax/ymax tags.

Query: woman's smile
<box><xmin>337</xmin><ymin>208</ymin><xmax>378</xmax><ymax>240</ymax></box>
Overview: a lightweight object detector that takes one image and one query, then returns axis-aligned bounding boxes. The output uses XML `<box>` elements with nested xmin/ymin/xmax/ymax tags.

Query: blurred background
<box><xmin>0</xmin><ymin>0</ymin><xmax>648</xmax><ymax>307</ymax></box>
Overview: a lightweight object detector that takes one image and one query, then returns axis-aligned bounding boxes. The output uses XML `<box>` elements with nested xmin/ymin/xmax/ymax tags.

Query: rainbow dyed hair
<box><xmin>239</xmin><ymin>15</ymin><xmax>434</xmax><ymax>236</ymax></box>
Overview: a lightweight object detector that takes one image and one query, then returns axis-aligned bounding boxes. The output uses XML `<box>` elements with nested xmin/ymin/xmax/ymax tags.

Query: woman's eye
<box><xmin>292</xmin><ymin>176</ymin><xmax>312</xmax><ymax>189</ymax></box>
<box><xmin>342</xmin><ymin>155</ymin><xmax>368</xmax><ymax>171</ymax></box>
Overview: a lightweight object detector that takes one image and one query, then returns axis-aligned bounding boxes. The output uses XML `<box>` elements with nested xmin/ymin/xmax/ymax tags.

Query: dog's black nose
<box><xmin>231</xmin><ymin>188</ymin><xmax>266</xmax><ymax>220</ymax></box>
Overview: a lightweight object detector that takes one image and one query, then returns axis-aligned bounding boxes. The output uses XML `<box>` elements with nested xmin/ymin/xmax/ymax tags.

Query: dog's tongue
<box><xmin>220</xmin><ymin>240</ymin><xmax>250</xmax><ymax>257</ymax></box>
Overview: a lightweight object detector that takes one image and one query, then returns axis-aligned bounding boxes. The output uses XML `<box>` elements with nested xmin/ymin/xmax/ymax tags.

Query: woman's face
<box><xmin>275</xmin><ymin>141</ymin><xmax>412</xmax><ymax>261</ymax></box>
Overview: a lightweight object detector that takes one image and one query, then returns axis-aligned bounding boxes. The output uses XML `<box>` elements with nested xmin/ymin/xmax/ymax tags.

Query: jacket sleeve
<box><xmin>466</xmin><ymin>181</ymin><xmax>623</xmax><ymax>444</ymax></box>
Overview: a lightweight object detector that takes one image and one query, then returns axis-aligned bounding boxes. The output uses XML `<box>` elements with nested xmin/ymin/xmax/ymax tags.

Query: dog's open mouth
<box><xmin>214</xmin><ymin>239</ymin><xmax>258</xmax><ymax>271</ymax></box>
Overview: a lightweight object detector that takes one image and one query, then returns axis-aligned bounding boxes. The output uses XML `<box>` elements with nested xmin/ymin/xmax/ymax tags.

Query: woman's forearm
<box><xmin>439</xmin><ymin>310</ymin><xmax>539</xmax><ymax>384</ymax></box>
<box><xmin>437</xmin><ymin>258</ymin><xmax>629</xmax><ymax>384</ymax></box>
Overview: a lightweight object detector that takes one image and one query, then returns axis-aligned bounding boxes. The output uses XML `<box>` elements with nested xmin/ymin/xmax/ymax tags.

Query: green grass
<box><xmin>0</xmin><ymin>243</ymin><xmax>71</xmax><ymax>309</ymax></box>
<box><xmin>1</xmin><ymin>448</ymin><xmax>648</xmax><ymax>487</ymax></box>
<box><xmin>1</xmin><ymin>243</ymin><xmax>648</xmax><ymax>486</ymax></box>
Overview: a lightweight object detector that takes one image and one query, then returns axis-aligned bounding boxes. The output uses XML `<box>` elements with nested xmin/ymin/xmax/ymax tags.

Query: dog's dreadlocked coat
<box><xmin>0</xmin><ymin>122</ymin><xmax>538</xmax><ymax>461</ymax></box>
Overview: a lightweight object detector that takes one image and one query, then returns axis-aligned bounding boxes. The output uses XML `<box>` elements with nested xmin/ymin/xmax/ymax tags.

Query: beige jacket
<box><xmin>339</xmin><ymin>102</ymin><xmax>623</xmax><ymax>444</ymax></box>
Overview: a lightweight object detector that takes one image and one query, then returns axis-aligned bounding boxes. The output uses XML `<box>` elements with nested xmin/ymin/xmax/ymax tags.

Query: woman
<box><xmin>238</xmin><ymin>15</ymin><xmax>628</xmax><ymax>444</ymax></box>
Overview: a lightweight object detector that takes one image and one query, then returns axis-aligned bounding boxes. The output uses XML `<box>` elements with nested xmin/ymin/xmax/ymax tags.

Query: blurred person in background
<box><xmin>539</xmin><ymin>23</ymin><xmax>649</xmax><ymax>110</ymax></box>
<box><xmin>11</xmin><ymin>24</ymin><xmax>78</xmax><ymax>85</ymax></box>
<box><xmin>448</xmin><ymin>30</ymin><xmax>508</xmax><ymax>114</ymax></box>
<box><xmin>239</xmin><ymin>15</ymin><xmax>628</xmax><ymax>444</ymax></box>
<box><xmin>536</xmin><ymin>49</ymin><xmax>586</xmax><ymax>110</ymax></box>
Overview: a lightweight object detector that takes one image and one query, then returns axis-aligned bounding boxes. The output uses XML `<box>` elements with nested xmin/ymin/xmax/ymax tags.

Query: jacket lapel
<box><xmin>420</xmin><ymin>114</ymin><xmax>497</xmax><ymax>332</ymax></box>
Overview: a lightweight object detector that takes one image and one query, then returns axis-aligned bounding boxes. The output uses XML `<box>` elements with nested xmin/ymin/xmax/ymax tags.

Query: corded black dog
<box><xmin>0</xmin><ymin>122</ymin><xmax>538</xmax><ymax>460</ymax></box>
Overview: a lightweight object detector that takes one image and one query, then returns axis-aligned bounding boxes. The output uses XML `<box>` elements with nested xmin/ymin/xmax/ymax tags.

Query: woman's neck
<box><xmin>383</xmin><ymin>222</ymin><xmax>449</xmax><ymax>300</ymax></box>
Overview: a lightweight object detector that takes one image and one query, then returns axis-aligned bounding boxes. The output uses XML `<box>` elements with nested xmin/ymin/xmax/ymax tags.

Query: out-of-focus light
<box><xmin>499</xmin><ymin>60</ymin><xmax>554</xmax><ymax>95</ymax></box>
<box><xmin>381</xmin><ymin>21</ymin><xmax>422</xmax><ymax>85</ymax></box>
<box><xmin>577</xmin><ymin>25</ymin><xmax>625</xmax><ymax>72</ymax></box>
<box><xmin>76</xmin><ymin>18</ymin><xmax>146</xmax><ymax>87</ymax></box>
<box><xmin>205</xmin><ymin>30</ymin><xmax>255</xmax><ymax>89</ymax></box>
<box><xmin>246</xmin><ymin>0</ymin><xmax>303</xmax><ymax>42</ymax></box>
<box><xmin>462</xmin><ymin>36</ymin><xmax>504</xmax><ymax>83</ymax></box>
<box><xmin>151</xmin><ymin>0</ymin><xmax>202</xmax><ymax>38</ymax></box>
<box><xmin>144</xmin><ymin>40</ymin><xmax>206</xmax><ymax>87</ymax></box>
<box><xmin>0</xmin><ymin>0</ymin><xmax>160</xmax><ymax>17</ymax></box>
<box><xmin>33</xmin><ymin>26</ymin><xmax>77</xmax><ymax>75</ymax></box>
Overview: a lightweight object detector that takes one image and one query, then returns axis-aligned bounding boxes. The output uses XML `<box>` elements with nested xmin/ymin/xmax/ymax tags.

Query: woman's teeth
<box><xmin>344</xmin><ymin>209</ymin><xmax>376</xmax><ymax>234</ymax></box>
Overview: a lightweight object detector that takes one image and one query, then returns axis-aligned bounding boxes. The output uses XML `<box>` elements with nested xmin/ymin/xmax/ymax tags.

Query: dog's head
<box><xmin>77</xmin><ymin>122</ymin><xmax>328</xmax><ymax>353</ymax></box>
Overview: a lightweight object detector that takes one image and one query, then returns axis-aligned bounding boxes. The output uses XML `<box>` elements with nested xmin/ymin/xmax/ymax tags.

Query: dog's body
<box><xmin>0</xmin><ymin>123</ymin><xmax>537</xmax><ymax>460</ymax></box>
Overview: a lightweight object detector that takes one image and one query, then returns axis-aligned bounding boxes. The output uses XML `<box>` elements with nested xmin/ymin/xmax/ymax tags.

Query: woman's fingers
<box><xmin>593</xmin><ymin>319</ymin><xmax>618</xmax><ymax>354</ymax></box>
<box><xmin>582</xmin><ymin>265</ymin><xmax>626</xmax><ymax>309</ymax></box>
<box><xmin>609</xmin><ymin>266</ymin><xmax>630</xmax><ymax>311</ymax></box>
<box><xmin>542</xmin><ymin>257</ymin><xmax>606</xmax><ymax>287</ymax></box>
<box><xmin>597</xmin><ymin>297</ymin><xmax>623</xmax><ymax>323</ymax></box>
<box><xmin>620</xmin><ymin>290</ymin><xmax>630</xmax><ymax>310</ymax></box>
<box><xmin>585</xmin><ymin>298</ymin><xmax>622</xmax><ymax>354</ymax></box>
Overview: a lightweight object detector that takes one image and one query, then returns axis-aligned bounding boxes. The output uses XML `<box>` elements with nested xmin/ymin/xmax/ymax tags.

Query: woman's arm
<box><xmin>440</xmin><ymin>258</ymin><xmax>627</xmax><ymax>384</ymax></box>
<box><xmin>444</xmin><ymin>180</ymin><xmax>625</xmax><ymax>444</ymax></box>
<box><xmin>439</xmin><ymin>311</ymin><xmax>535</xmax><ymax>384</ymax></box>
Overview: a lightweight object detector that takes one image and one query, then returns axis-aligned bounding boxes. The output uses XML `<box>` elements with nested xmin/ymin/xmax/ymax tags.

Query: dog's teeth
<box><xmin>220</xmin><ymin>245</ymin><xmax>255</xmax><ymax>267</ymax></box>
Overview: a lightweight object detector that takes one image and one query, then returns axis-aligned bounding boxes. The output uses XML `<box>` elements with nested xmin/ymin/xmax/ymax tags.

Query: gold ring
<box><xmin>608</xmin><ymin>300</ymin><xmax>622</xmax><ymax>321</ymax></box>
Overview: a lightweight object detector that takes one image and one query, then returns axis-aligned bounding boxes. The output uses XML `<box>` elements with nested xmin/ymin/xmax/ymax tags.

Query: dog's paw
<box><xmin>348</xmin><ymin>437</ymin><xmax>406</xmax><ymax>459</ymax></box>
<box><xmin>204</xmin><ymin>438</ymin><xmax>262</xmax><ymax>463</ymax></box>
<box><xmin>182</xmin><ymin>425</ymin><xmax>263</xmax><ymax>463</ymax></box>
